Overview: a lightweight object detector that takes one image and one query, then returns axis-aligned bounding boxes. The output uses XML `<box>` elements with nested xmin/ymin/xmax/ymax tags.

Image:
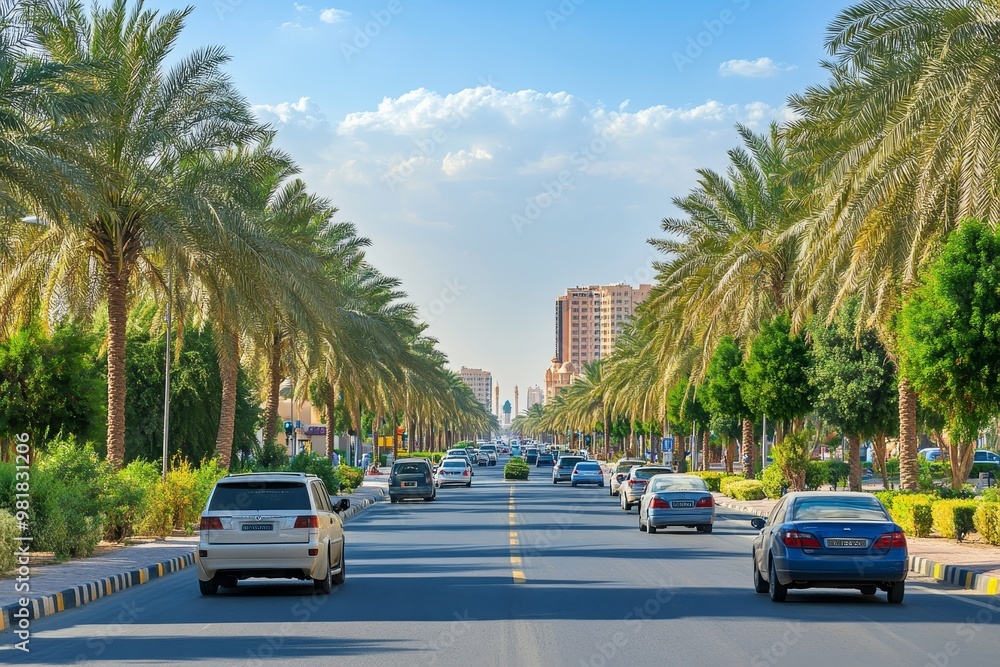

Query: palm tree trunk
<box><xmin>105</xmin><ymin>269</ymin><xmax>128</xmax><ymax>468</ymax></box>
<box><xmin>741</xmin><ymin>418</ymin><xmax>755</xmax><ymax>479</ymax></box>
<box><xmin>848</xmin><ymin>434</ymin><xmax>862</xmax><ymax>492</ymax></box>
<box><xmin>214</xmin><ymin>329</ymin><xmax>239</xmax><ymax>468</ymax></box>
<box><xmin>898</xmin><ymin>377</ymin><xmax>919</xmax><ymax>491</ymax></box>
<box><xmin>726</xmin><ymin>439</ymin><xmax>736</xmax><ymax>474</ymax></box>
<box><xmin>872</xmin><ymin>433</ymin><xmax>889</xmax><ymax>488</ymax></box>
<box><xmin>263</xmin><ymin>333</ymin><xmax>282</xmax><ymax>445</ymax></box>
<box><xmin>324</xmin><ymin>382</ymin><xmax>337</xmax><ymax>460</ymax></box>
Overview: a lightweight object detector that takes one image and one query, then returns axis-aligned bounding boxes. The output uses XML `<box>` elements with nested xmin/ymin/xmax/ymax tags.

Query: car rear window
<box><xmin>616</xmin><ymin>461</ymin><xmax>644</xmax><ymax>472</ymax></box>
<box><xmin>634</xmin><ymin>467</ymin><xmax>672</xmax><ymax>480</ymax></box>
<box><xmin>208</xmin><ymin>481</ymin><xmax>311</xmax><ymax>511</ymax></box>
<box><xmin>790</xmin><ymin>497</ymin><xmax>889</xmax><ymax>521</ymax></box>
<box><xmin>559</xmin><ymin>457</ymin><xmax>584</xmax><ymax>465</ymax></box>
<box><xmin>575</xmin><ymin>462</ymin><xmax>600</xmax><ymax>470</ymax></box>
<box><xmin>393</xmin><ymin>463</ymin><xmax>428</xmax><ymax>475</ymax></box>
<box><xmin>442</xmin><ymin>460</ymin><xmax>466</xmax><ymax>468</ymax></box>
<box><xmin>649</xmin><ymin>476</ymin><xmax>708</xmax><ymax>492</ymax></box>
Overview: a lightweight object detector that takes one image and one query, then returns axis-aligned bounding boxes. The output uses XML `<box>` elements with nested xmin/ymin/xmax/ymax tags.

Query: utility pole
<box><xmin>162</xmin><ymin>265</ymin><xmax>172</xmax><ymax>479</ymax></box>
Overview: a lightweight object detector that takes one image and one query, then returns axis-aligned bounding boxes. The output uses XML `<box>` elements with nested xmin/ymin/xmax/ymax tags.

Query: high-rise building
<box><xmin>459</xmin><ymin>366</ymin><xmax>493</xmax><ymax>411</ymax></box>
<box><xmin>525</xmin><ymin>385</ymin><xmax>543</xmax><ymax>412</ymax></box>
<box><xmin>545</xmin><ymin>283</ymin><xmax>651</xmax><ymax>400</ymax></box>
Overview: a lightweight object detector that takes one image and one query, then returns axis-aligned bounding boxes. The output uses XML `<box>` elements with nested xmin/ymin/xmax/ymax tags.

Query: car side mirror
<box><xmin>750</xmin><ymin>517</ymin><xmax>766</xmax><ymax>530</ymax></box>
<box><xmin>334</xmin><ymin>498</ymin><xmax>350</xmax><ymax>513</ymax></box>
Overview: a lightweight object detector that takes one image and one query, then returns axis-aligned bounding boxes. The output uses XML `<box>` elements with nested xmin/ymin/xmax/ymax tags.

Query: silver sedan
<box><xmin>637</xmin><ymin>474</ymin><xmax>715</xmax><ymax>534</ymax></box>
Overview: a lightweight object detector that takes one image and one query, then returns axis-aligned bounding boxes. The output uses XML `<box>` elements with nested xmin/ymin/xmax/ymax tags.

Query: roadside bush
<box><xmin>35</xmin><ymin>437</ymin><xmax>107</xmax><ymax>557</ymax></box>
<box><xmin>805</xmin><ymin>461</ymin><xmax>828</xmax><ymax>490</ymax></box>
<box><xmin>289</xmin><ymin>451</ymin><xmax>340</xmax><ymax>493</ymax></box>
<box><xmin>338</xmin><ymin>464</ymin><xmax>364</xmax><ymax>492</ymax></box>
<box><xmin>690</xmin><ymin>471</ymin><xmax>726</xmax><ymax>492</ymax></box>
<box><xmin>981</xmin><ymin>488</ymin><xmax>1000</xmax><ymax>503</ymax></box>
<box><xmin>719</xmin><ymin>475</ymin><xmax>745</xmax><ymax>497</ymax></box>
<box><xmin>973</xmin><ymin>503</ymin><xmax>1000</xmax><ymax>546</ymax></box>
<box><xmin>771</xmin><ymin>430</ymin><xmax>812</xmax><ymax>491</ymax></box>
<box><xmin>103</xmin><ymin>460</ymin><xmax>160</xmax><ymax>542</ymax></box>
<box><xmin>931</xmin><ymin>499</ymin><xmax>978</xmax><ymax>541</ymax></box>
<box><xmin>504</xmin><ymin>457</ymin><xmax>530</xmax><ymax>480</ymax></box>
<box><xmin>890</xmin><ymin>494</ymin><xmax>934</xmax><ymax>537</ymax></box>
<box><xmin>885</xmin><ymin>458</ymin><xmax>900</xmax><ymax>478</ymax></box>
<box><xmin>874</xmin><ymin>490</ymin><xmax>900</xmax><ymax>511</ymax></box>
<box><xmin>0</xmin><ymin>509</ymin><xmax>19</xmax><ymax>572</ymax></box>
<box><xmin>760</xmin><ymin>465</ymin><xmax>787</xmax><ymax>499</ymax></box>
<box><xmin>826</xmin><ymin>461</ymin><xmax>850</xmax><ymax>490</ymax></box>
<box><xmin>139</xmin><ymin>458</ymin><xmax>201</xmax><ymax>538</ymax></box>
<box><xmin>727</xmin><ymin>479</ymin><xmax>766</xmax><ymax>501</ymax></box>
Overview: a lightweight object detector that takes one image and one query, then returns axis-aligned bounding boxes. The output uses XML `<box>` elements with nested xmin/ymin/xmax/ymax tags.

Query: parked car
<box><xmin>197</xmin><ymin>472</ymin><xmax>349</xmax><ymax>595</ymax></box>
<box><xmin>388</xmin><ymin>458</ymin><xmax>436</xmax><ymax>503</ymax></box>
<box><xmin>620</xmin><ymin>466</ymin><xmax>674</xmax><ymax>511</ymax></box>
<box><xmin>552</xmin><ymin>456</ymin><xmax>586</xmax><ymax>483</ymax></box>
<box><xmin>750</xmin><ymin>492</ymin><xmax>908</xmax><ymax>603</ymax></box>
<box><xmin>975</xmin><ymin>450</ymin><xmax>1000</xmax><ymax>467</ymax></box>
<box><xmin>638</xmin><ymin>474</ymin><xmax>714</xmax><ymax>534</ymax></box>
<box><xmin>610</xmin><ymin>458</ymin><xmax>647</xmax><ymax>496</ymax></box>
<box><xmin>435</xmin><ymin>458</ymin><xmax>473</xmax><ymax>487</ymax></box>
<box><xmin>570</xmin><ymin>461</ymin><xmax>605</xmax><ymax>487</ymax></box>
<box><xmin>536</xmin><ymin>452</ymin><xmax>555</xmax><ymax>467</ymax></box>
<box><xmin>918</xmin><ymin>448</ymin><xmax>942</xmax><ymax>462</ymax></box>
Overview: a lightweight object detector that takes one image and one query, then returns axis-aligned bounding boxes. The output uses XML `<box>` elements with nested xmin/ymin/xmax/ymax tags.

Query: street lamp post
<box><xmin>162</xmin><ymin>265</ymin><xmax>171</xmax><ymax>479</ymax></box>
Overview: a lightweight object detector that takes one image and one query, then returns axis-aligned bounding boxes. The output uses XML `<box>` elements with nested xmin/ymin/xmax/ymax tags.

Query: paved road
<box><xmin>3</xmin><ymin>459</ymin><xmax>999</xmax><ymax>666</ymax></box>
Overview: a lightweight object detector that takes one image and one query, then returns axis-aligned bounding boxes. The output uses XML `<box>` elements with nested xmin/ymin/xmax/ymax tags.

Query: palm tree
<box><xmin>784</xmin><ymin>0</ymin><xmax>1000</xmax><ymax>489</ymax></box>
<box><xmin>2</xmin><ymin>0</ymin><xmax>270</xmax><ymax>466</ymax></box>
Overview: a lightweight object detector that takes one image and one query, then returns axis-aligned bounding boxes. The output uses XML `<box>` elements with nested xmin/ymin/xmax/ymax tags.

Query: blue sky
<box><xmin>150</xmin><ymin>0</ymin><xmax>852</xmax><ymax>409</ymax></box>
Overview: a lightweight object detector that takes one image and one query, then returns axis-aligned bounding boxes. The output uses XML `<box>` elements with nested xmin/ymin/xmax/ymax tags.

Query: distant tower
<box><xmin>494</xmin><ymin>384</ymin><xmax>500</xmax><ymax>420</ymax></box>
<box><xmin>514</xmin><ymin>385</ymin><xmax>519</xmax><ymax>418</ymax></box>
<box><xmin>502</xmin><ymin>400</ymin><xmax>512</xmax><ymax>427</ymax></box>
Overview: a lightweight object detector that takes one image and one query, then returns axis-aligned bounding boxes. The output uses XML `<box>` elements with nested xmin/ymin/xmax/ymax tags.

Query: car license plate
<box><xmin>402</xmin><ymin>481</ymin><xmax>416</xmax><ymax>487</ymax></box>
<box><xmin>241</xmin><ymin>523</ymin><xmax>273</xmax><ymax>531</ymax></box>
<box><xmin>672</xmin><ymin>501</ymin><xmax>694</xmax><ymax>508</ymax></box>
<box><xmin>826</xmin><ymin>538</ymin><xmax>867</xmax><ymax>548</ymax></box>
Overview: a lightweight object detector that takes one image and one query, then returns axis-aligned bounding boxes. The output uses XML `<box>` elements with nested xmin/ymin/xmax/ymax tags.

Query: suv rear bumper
<box><xmin>198</xmin><ymin>541</ymin><xmax>326</xmax><ymax>581</ymax></box>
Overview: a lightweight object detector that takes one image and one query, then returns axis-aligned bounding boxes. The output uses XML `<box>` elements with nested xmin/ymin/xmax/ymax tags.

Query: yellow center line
<box><xmin>509</xmin><ymin>487</ymin><xmax>525</xmax><ymax>584</ymax></box>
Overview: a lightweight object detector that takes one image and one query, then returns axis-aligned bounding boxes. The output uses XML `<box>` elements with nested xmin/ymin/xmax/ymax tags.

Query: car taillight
<box><xmin>199</xmin><ymin>516</ymin><xmax>223</xmax><ymax>530</ymax></box>
<box><xmin>629</xmin><ymin>480</ymin><xmax>643</xmax><ymax>486</ymax></box>
<box><xmin>782</xmin><ymin>531</ymin><xmax>821</xmax><ymax>549</ymax></box>
<box><xmin>616</xmin><ymin>474</ymin><xmax>626</xmax><ymax>481</ymax></box>
<box><xmin>650</xmin><ymin>497</ymin><xmax>671</xmax><ymax>509</ymax></box>
<box><xmin>873</xmin><ymin>532</ymin><xmax>907</xmax><ymax>549</ymax></box>
<box><xmin>695</xmin><ymin>497</ymin><xmax>714</xmax><ymax>508</ymax></box>
<box><xmin>463</xmin><ymin>469</ymin><xmax>469</xmax><ymax>476</ymax></box>
<box><xmin>294</xmin><ymin>515</ymin><xmax>319</xmax><ymax>529</ymax></box>
<box><xmin>425</xmin><ymin>475</ymin><xmax>431</xmax><ymax>483</ymax></box>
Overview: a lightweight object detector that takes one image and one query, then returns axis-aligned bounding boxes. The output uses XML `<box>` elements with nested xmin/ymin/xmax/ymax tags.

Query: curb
<box><xmin>1</xmin><ymin>486</ymin><xmax>389</xmax><ymax>632</ymax></box>
<box><xmin>1</xmin><ymin>553</ymin><xmax>196</xmax><ymax>632</ymax></box>
<box><xmin>715</xmin><ymin>498</ymin><xmax>1000</xmax><ymax>596</ymax></box>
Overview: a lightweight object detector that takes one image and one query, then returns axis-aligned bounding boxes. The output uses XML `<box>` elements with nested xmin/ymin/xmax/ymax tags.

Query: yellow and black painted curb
<box><xmin>0</xmin><ymin>553</ymin><xmax>196</xmax><ymax>632</ymax></box>
<box><xmin>715</xmin><ymin>497</ymin><xmax>1000</xmax><ymax>597</ymax></box>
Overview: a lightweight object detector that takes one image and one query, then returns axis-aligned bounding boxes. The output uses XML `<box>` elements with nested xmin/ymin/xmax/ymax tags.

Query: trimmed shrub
<box><xmin>338</xmin><ymin>464</ymin><xmax>364</xmax><ymax>492</ymax></box>
<box><xmin>760</xmin><ymin>465</ymin><xmax>786</xmax><ymax>499</ymax></box>
<box><xmin>288</xmin><ymin>451</ymin><xmax>340</xmax><ymax>494</ymax></box>
<box><xmin>0</xmin><ymin>509</ymin><xmax>19</xmax><ymax>572</ymax></box>
<box><xmin>973</xmin><ymin>503</ymin><xmax>1000</xmax><ymax>546</ymax></box>
<box><xmin>874</xmin><ymin>490</ymin><xmax>900</xmax><ymax>511</ymax></box>
<box><xmin>139</xmin><ymin>458</ymin><xmax>202</xmax><ymax>537</ymax></box>
<box><xmin>727</xmin><ymin>480</ymin><xmax>766</xmax><ymax>501</ymax></box>
<box><xmin>890</xmin><ymin>494</ymin><xmax>934</xmax><ymax>537</ymax></box>
<box><xmin>504</xmin><ymin>457</ymin><xmax>530</xmax><ymax>480</ymax></box>
<box><xmin>981</xmin><ymin>488</ymin><xmax>1000</xmax><ymax>503</ymax></box>
<box><xmin>826</xmin><ymin>461</ymin><xmax>850</xmax><ymax>490</ymax></box>
<box><xmin>690</xmin><ymin>471</ymin><xmax>727</xmax><ymax>492</ymax></box>
<box><xmin>931</xmin><ymin>499</ymin><xmax>978</xmax><ymax>541</ymax></box>
<box><xmin>805</xmin><ymin>461</ymin><xmax>829</xmax><ymax>490</ymax></box>
<box><xmin>719</xmin><ymin>475</ymin><xmax>745</xmax><ymax>497</ymax></box>
<box><xmin>103</xmin><ymin>460</ymin><xmax>160</xmax><ymax>542</ymax></box>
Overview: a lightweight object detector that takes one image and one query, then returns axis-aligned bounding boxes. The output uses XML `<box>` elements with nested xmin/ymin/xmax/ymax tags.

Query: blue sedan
<box><xmin>751</xmin><ymin>491</ymin><xmax>908</xmax><ymax>603</ymax></box>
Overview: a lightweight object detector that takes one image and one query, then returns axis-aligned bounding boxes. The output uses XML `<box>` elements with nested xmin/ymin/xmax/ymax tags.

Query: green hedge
<box><xmin>931</xmin><ymin>499</ymin><xmax>978</xmax><ymax>541</ymax></box>
<box><xmin>338</xmin><ymin>464</ymin><xmax>365</xmax><ymax>492</ymax></box>
<box><xmin>288</xmin><ymin>451</ymin><xmax>340</xmax><ymax>493</ymax></box>
<box><xmin>719</xmin><ymin>475</ymin><xmax>746</xmax><ymax>497</ymax></box>
<box><xmin>727</xmin><ymin>480</ymin><xmax>766</xmax><ymax>501</ymax></box>
<box><xmin>760</xmin><ymin>465</ymin><xmax>786</xmax><ymax>499</ymax></box>
<box><xmin>974</xmin><ymin>503</ymin><xmax>1000</xmax><ymax>546</ymax></box>
<box><xmin>689</xmin><ymin>471</ymin><xmax>727</xmax><ymax>492</ymax></box>
<box><xmin>890</xmin><ymin>494</ymin><xmax>934</xmax><ymax>537</ymax></box>
<box><xmin>504</xmin><ymin>457</ymin><xmax>530</xmax><ymax>480</ymax></box>
<box><xmin>0</xmin><ymin>509</ymin><xmax>18</xmax><ymax>572</ymax></box>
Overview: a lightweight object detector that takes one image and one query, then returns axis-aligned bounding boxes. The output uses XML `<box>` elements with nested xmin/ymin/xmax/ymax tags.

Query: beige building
<box><xmin>525</xmin><ymin>385</ymin><xmax>544</xmax><ymax>412</ymax></box>
<box><xmin>545</xmin><ymin>283</ymin><xmax>651</xmax><ymax>399</ymax></box>
<box><xmin>459</xmin><ymin>366</ymin><xmax>493</xmax><ymax>411</ymax></box>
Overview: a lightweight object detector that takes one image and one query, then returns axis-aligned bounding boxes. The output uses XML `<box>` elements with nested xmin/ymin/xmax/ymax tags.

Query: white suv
<box><xmin>197</xmin><ymin>472</ymin><xmax>349</xmax><ymax>595</ymax></box>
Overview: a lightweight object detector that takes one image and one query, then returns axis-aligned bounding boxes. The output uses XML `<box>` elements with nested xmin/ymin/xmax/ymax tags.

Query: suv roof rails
<box><xmin>222</xmin><ymin>471</ymin><xmax>316</xmax><ymax>479</ymax></box>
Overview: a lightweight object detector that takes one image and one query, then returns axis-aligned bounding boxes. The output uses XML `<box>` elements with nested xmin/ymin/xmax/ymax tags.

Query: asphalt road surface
<box><xmin>3</xmin><ymin>458</ymin><xmax>1000</xmax><ymax>666</ymax></box>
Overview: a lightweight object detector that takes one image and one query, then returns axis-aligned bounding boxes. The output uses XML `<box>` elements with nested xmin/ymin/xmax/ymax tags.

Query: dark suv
<box><xmin>536</xmin><ymin>452</ymin><xmax>555</xmax><ymax>467</ymax></box>
<box><xmin>525</xmin><ymin>448</ymin><xmax>539</xmax><ymax>464</ymax></box>
<box><xmin>552</xmin><ymin>456</ymin><xmax>586</xmax><ymax>483</ymax></box>
<box><xmin>389</xmin><ymin>458</ymin><xmax>435</xmax><ymax>503</ymax></box>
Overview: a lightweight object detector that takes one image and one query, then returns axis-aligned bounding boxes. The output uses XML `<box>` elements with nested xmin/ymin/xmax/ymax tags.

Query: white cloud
<box><xmin>718</xmin><ymin>57</ymin><xmax>796</xmax><ymax>78</ymax></box>
<box><xmin>279</xmin><ymin>21</ymin><xmax>311</xmax><ymax>32</ymax></box>
<box><xmin>441</xmin><ymin>148</ymin><xmax>494</xmax><ymax>176</ymax></box>
<box><xmin>320</xmin><ymin>8</ymin><xmax>351</xmax><ymax>23</ymax></box>
<box><xmin>252</xmin><ymin>96</ymin><xmax>327</xmax><ymax>128</ymax></box>
<box><xmin>294</xmin><ymin>3</ymin><xmax>311</xmax><ymax>11</ymax></box>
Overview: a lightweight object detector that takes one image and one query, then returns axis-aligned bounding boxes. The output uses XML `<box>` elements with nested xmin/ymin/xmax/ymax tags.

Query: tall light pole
<box><xmin>162</xmin><ymin>265</ymin><xmax>172</xmax><ymax>479</ymax></box>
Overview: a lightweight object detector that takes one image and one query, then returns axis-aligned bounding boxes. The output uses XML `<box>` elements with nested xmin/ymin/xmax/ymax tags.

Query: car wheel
<box><xmin>466</xmin><ymin>481</ymin><xmax>471</xmax><ymax>488</ymax></box>
<box><xmin>425</xmin><ymin>493</ymin><xmax>435</xmax><ymax>501</ymax></box>
<box><xmin>609</xmin><ymin>486</ymin><xmax>614</xmax><ymax>496</ymax></box>
<box><xmin>860</xmin><ymin>585</ymin><xmax>876</xmax><ymax>596</ymax></box>
<box><xmin>752</xmin><ymin>554</ymin><xmax>768</xmax><ymax>594</ymax></box>
<box><xmin>332</xmin><ymin>544</ymin><xmax>346</xmax><ymax>586</ymax></box>
<box><xmin>314</xmin><ymin>549</ymin><xmax>333</xmax><ymax>594</ymax></box>
<box><xmin>768</xmin><ymin>558</ymin><xmax>787</xmax><ymax>602</ymax></box>
<box><xmin>571</xmin><ymin>482</ymin><xmax>577</xmax><ymax>487</ymax></box>
<box><xmin>638</xmin><ymin>512</ymin><xmax>646</xmax><ymax>532</ymax></box>
<box><xmin>700</xmin><ymin>524</ymin><xmax>713</xmax><ymax>534</ymax></box>
<box><xmin>199</xmin><ymin>576</ymin><xmax>219</xmax><ymax>596</ymax></box>
<box><xmin>553</xmin><ymin>479</ymin><xmax>558</xmax><ymax>484</ymax></box>
<box><xmin>647</xmin><ymin>515</ymin><xmax>657</xmax><ymax>534</ymax></box>
<box><xmin>887</xmin><ymin>581</ymin><xmax>904</xmax><ymax>604</ymax></box>
<box><xmin>389</xmin><ymin>496</ymin><xmax>398</xmax><ymax>504</ymax></box>
<box><xmin>599</xmin><ymin>482</ymin><xmax>604</xmax><ymax>488</ymax></box>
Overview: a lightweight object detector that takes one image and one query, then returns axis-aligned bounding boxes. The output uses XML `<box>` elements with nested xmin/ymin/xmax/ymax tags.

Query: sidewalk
<box><xmin>714</xmin><ymin>492</ymin><xmax>1000</xmax><ymax>595</ymax></box>
<box><xmin>0</xmin><ymin>482</ymin><xmax>387</xmax><ymax>632</ymax></box>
